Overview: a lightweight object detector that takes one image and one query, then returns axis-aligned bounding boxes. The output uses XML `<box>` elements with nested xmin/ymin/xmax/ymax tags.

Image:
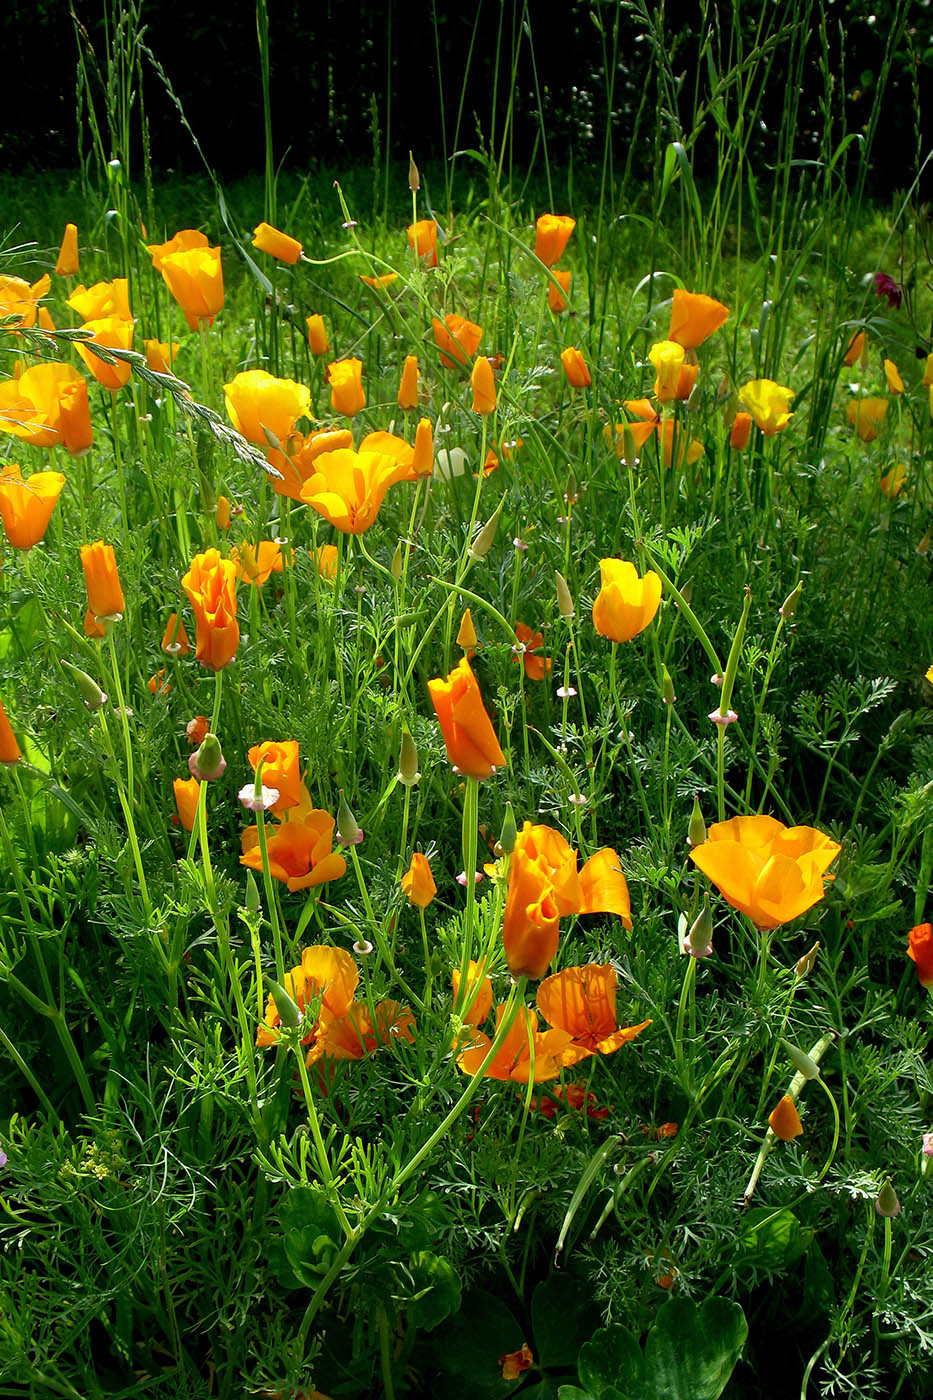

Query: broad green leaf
<box><xmin>407</xmin><ymin>1250</ymin><xmax>461</xmax><ymax>1333</ymax></box>
<box><xmin>577</xmin><ymin>1324</ymin><xmax>644</xmax><ymax>1396</ymax></box>
<box><xmin>532</xmin><ymin>1272</ymin><xmax>597</xmax><ymax>1368</ymax></box>
<box><xmin>641</xmin><ymin>1297</ymin><xmax>748</xmax><ymax>1400</ymax></box>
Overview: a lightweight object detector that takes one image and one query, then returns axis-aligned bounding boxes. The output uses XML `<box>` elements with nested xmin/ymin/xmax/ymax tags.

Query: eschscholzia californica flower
<box><xmin>668</xmin><ymin>288</ymin><xmax>729</xmax><ymax>348</ymax></box>
<box><xmin>0</xmin><ymin>464</ymin><xmax>66</xmax><ymax>552</ymax></box>
<box><xmin>55</xmin><ymin>224</ymin><xmax>79</xmax><ymax>277</ymax></box>
<box><xmin>0</xmin><ymin>696</ymin><xmax>22</xmax><ymax>764</ymax></box>
<box><xmin>327</xmin><ymin>358</ymin><xmax>365</xmax><ymax>415</ymax></box>
<box><xmin>75</xmin><ymin>316</ymin><xmax>134</xmax><ymax>391</ymax></box>
<box><xmin>267</xmin><ymin>427</ymin><xmax>354</xmax><ymax>501</ymax></box>
<box><xmin>84</xmin><ymin>608</ymin><xmax>107</xmax><ymax>639</ymax></box>
<box><xmin>411</xmin><ymin>417</ymin><xmax>434</xmax><ymax>477</ymax></box>
<box><xmin>397</xmin><ymin>355</ymin><xmax>420</xmax><ymax>410</ymax></box>
<box><xmin>458</xmin><ymin>1005</ymin><xmax>573</xmax><ymax>1081</ymax></box>
<box><xmin>216</xmin><ymin>495</ymin><xmax>231</xmax><ymax>530</ymax></box>
<box><xmin>884</xmin><ymin>359</ymin><xmax>904</xmax><ymax>395</ymax></box>
<box><xmin>843</xmin><ymin>330</ymin><xmax>867</xmax><ymax>367</ymax></box>
<box><xmin>158</xmin><ymin>244</ymin><xmax>224</xmax><ymax>330</ymax></box>
<box><xmin>536</xmin><ymin>964</ymin><xmax>651</xmax><ymax>1066</ymax></box>
<box><xmin>547</xmin><ymin>269</ymin><xmax>572</xmax><ymax>313</ymax></box>
<box><xmin>503</xmin><ymin>823</ymin><xmax>632</xmax><ymax>979</ymax></box>
<box><xmin>471</xmin><ymin>356</ymin><xmax>497</xmax><ymax>414</ymax></box>
<box><xmin>499</xmin><ymin>1346</ymin><xmax>534</xmax><ymax>1382</ymax></box>
<box><xmin>314</xmin><ymin>543</ymin><xmax>339</xmax><ymax>578</ymax></box>
<box><xmin>561</xmin><ymin>346</ymin><xmax>591</xmax><ymax>388</ymax></box>
<box><xmin>173</xmin><ymin>776</ymin><xmax>200</xmax><ymax>832</ymax></box>
<box><xmin>648</xmin><ymin>339</ymin><xmax>694</xmax><ymax>402</ymax></box>
<box><xmin>255</xmin><ymin>944</ymin><xmax>358</xmax><ymax>1049</ymax></box>
<box><xmin>81</xmin><ymin>540</ymin><xmax>125</xmax><ymax>623</ymax></box>
<box><xmin>427</xmin><ymin>656</ymin><xmax>506</xmax><ymax>780</ymax></box>
<box><xmin>401</xmin><ymin>852</ymin><xmax>436</xmax><ymax>909</ymax></box>
<box><xmin>314</xmin><ymin>999</ymin><xmax>416</xmax><ymax>1062</ymax></box>
<box><xmin>534</xmin><ymin>214</ymin><xmax>575</xmax><ymax>267</ymax></box>
<box><xmin>247</xmin><ymin>740</ymin><xmax>303</xmax><ymax>813</ymax></box>
<box><xmin>252</xmin><ymin>222</ymin><xmax>303</xmax><ymax>264</ymax></box>
<box><xmin>299</xmin><ymin>447</ymin><xmax>400</xmax><ymax>533</ymax></box>
<box><xmin>358</xmin><ymin>429</ymin><xmax>416</xmax><ymax>484</ymax></box>
<box><xmin>513</xmin><ymin>623</ymin><xmax>551</xmax><ymax>680</ymax></box>
<box><xmin>0</xmin><ymin>273</ymin><xmax>51</xmax><ymax>330</ymax></box>
<box><xmin>739</xmin><ymin>379</ymin><xmax>795</xmax><ymax>435</ymax></box>
<box><xmin>232</xmin><ymin>539</ymin><xmax>288</xmax><ymax>586</ymax></box>
<box><xmin>592</xmin><ymin>559</ymin><xmax>662</xmax><ymax>643</ymax></box>
<box><xmin>57</xmin><ymin>378</ymin><xmax>93</xmax><ymax>456</ymax></box>
<box><xmin>360</xmin><ymin>271</ymin><xmax>399</xmax><ymax>291</ymax></box>
<box><xmin>847</xmin><ymin>397</ymin><xmax>888</xmax><ymax>442</ymax></box>
<box><xmin>730</xmin><ymin>411</ymin><xmax>753</xmax><ymax>449</ymax></box>
<box><xmin>160</xmin><ymin>612</ymin><xmax>191</xmax><ymax>656</ymax></box>
<box><xmin>407</xmin><ymin>219</ymin><xmax>439</xmax><ymax>266</ymax></box>
<box><xmin>306</xmin><ymin>314</ymin><xmax>329</xmax><ymax>356</ymax></box>
<box><xmin>432</xmin><ymin>314</ymin><xmax>482</xmax><ymax>369</ymax></box>
<box><xmin>241</xmin><ymin>810</ymin><xmax>347</xmax><ymax>893</ymax></box>
<box><xmin>0</xmin><ymin>363</ymin><xmax>91</xmax><ymax>450</ymax></box>
<box><xmin>181</xmin><ymin>548</ymin><xmax>239</xmax><ymax>670</ymax></box>
<box><xmin>907</xmin><ymin>923</ymin><xmax>933</xmax><ymax>989</ymax></box>
<box><xmin>769</xmin><ymin>1094</ymin><xmax>803</xmax><ymax>1141</ymax></box>
<box><xmin>224</xmin><ymin>370</ymin><xmax>311</xmax><ymax>449</ymax></box>
<box><xmin>880</xmin><ymin>464</ymin><xmax>907</xmax><ymax>498</ymax></box>
<box><xmin>67</xmin><ymin>278</ymin><xmax>131</xmax><ymax>322</ymax></box>
<box><xmin>689</xmin><ymin>815</ymin><xmax>841</xmax><ymax>929</ymax></box>
<box><xmin>451</xmin><ymin>960</ymin><xmax>493</xmax><ymax>1025</ymax></box>
<box><xmin>145</xmin><ymin>339</ymin><xmax>179</xmax><ymax>375</ymax></box>
<box><xmin>147</xmin><ymin>229</ymin><xmax>209</xmax><ymax>270</ymax></box>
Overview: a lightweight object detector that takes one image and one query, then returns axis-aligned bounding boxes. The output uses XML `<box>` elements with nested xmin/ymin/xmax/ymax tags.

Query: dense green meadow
<box><xmin>1</xmin><ymin>2</ymin><xmax>933</xmax><ymax>1397</ymax></box>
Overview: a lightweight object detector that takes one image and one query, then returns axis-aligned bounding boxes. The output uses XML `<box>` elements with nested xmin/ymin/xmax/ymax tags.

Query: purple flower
<box><xmin>873</xmin><ymin>272</ymin><xmax>903</xmax><ymax>310</ymax></box>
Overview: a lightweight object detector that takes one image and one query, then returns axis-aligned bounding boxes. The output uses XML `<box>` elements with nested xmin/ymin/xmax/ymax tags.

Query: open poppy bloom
<box><xmin>181</xmin><ymin>548</ymin><xmax>239</xmax><ymax>670</ymax></box>
<box><xmin>267</xmin><ymin>427</ymin><xmax>354</xmax><ymax>501</ymax></box>
<box><xmin>255</xmin><ymin>944</ymin><xmax>358</xmax><ymax>1048</ymax></box>
<box><xmin>172</xmin><ymin>776</ymin><xmax>200</xmax><ymax>832</ymax></box>
<box><xmin>648</xmin><ymin>340</ymin><xmax>696</xmax><ymax>402</ymax></box>
<box><xmin>432</xmin><ymin>314</ymin><xmax>482</xmax><ymax>369</ymax></box>
<box><xmin>147</xmin><ymin>229</ymin><xmax>209</xmax><ymax>270</ymax></box>
<box><xmin>81</xmin><ymin>540</ymin><xmax>125</xmax><ymax>621</ymax></box>
<box><xmin>427</xmin><ymin>657</ymin><xmax>506</xmax><ymax>780</ymax></box>
<box><xmin>503</xmin><ymin>823</ymin><xmax>632</xmax><ymax>979</ymax></box>
<box><xmin>231</xmin><ymin>539</ymin><xmax>289</xmax><ymax>586</ymax></box>
<box><xmin>668</xmin><ymin>289</ymin><xmax>729</xmax><ymax>348</ymax></box>
<box><xmin>401</xmin><ymin>851</ymin><xmax>437</xmax><ymax>908</ymax></box>
<box><xmin>240</xmin><ymin>809</ymin><xmax>347</xmax><ymax>892</ymax></box>
<box><xmin>513</xmin><ymin>623</ymin><xmax>551</xmax><ymax>680</ymax></box>
<box><xmin>313</xmin><ymin>999</ymin><xmax>416</xmax><ymax>1062</ymax></box>
<box><xmin>457</xmin><ymin>1005</ymin><xmax>573</xmax><ymax>1082</ymax></box>
<box><xmin>67</xmin><ymin>278</ymin><xmax>132</xmax><ymax>322</ymax></box>
<box><xmin>0</xmin><ymin>362</ymin><xmax>93</xmax><ymax>451</ymax></box>
<box><xmin>535</xmin><ymin>964</ymin><xmax>650</xmax><ymax>1066</ymax></box>
<box><xmin>407</xmin><ymin>219</ymin><xmax>438</xmax><ymax>266</ymax></box>
<box><xmin>689</xmin><ymin>815</ymin><xmax>840</xmax><ymax>929</ymax></box>
<box><xmin>75</xmin><ymin>315</ymin><xmax>135</xmax><ymax>391</ymax></box>
<box><xmin>299</xmin><ymin>447</ymin><xmax>401</xmax><ymax>533</ymax></box>
<box><xmin>879</xmin><ymin>464</ymin><xmax>907</xmax><ymax>498</ymax></box>
<box><xmin>0</xmin><ymin>464</ymin><xmax>66</xmax><ymax>551</ymax></box>
<box><xmin>55</xmin><ymin>224</ymin><xmax>79</xmax><ymax>277</ymax></box>
<box><xmin>357</xmin><ymin>430</ymin><xmax>418</xmax><ymax>484</ymax></box>
<box><xmin>0</xmin><ymin>273</ymin><xmax>52</xmax><ymax>330</ymax></box>
<box><xmin>0</xmin><ymin>696</ymin><xmax>22</xmax><ymax>764</ymax></box>
<box><xmin>847</xmin><ymin>397</ymin><xmax>888</xmax><ymax>442</ymax></box>
<box><xmin>252</xmin><ymin>222</ymin><xmax>303</xmax><ymax>264</ymax></box>
<box><xmin>248</xmin><ymin>740</ymin><xmax>303</xmax><ymax>812</ymax></box>
<box><xmin>907</xmin><ymin>923</ymin><xmax>933</xmax><ymax>989</ymax></box>
<box><xmin>738</xmin><ymin>379</ymin><xmax>795</xmax><ymax>435</ymax></box>
<box><xmin>592</xmin><ymin>559</ymin><xmax>662</xmax><ymax>642</ymax></box>
<box><xmin>327</xmin><ymin>358</ymin><xmax>365</xmax><ymax>416</ymax></box>
<box><xmin>158</xmin><ymin>244</ymin><xmax>224</xmax><ymax>330</ymax></box>
<box><xmin>534</xmin><ymin>214</ymin><xmax>576</xmax><ymax>266</ymax></box>
<box><xmin>224</xmin><ymin>370</ymin><xmax>312</xmax><ymax>448</ymax></box>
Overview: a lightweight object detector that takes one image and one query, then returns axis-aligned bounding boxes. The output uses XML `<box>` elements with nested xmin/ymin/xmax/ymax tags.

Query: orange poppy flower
<box><xmin>689</xmin><ymin>815</ymin><xmax>841</xmax><ymax>929</ymax></box>
<box><xmin>730</xmin><ymin>411</ymin><xmax>753</xmax><ymax>450</ymax></box>
<box><xmin>326</xmin><ymin>358</ymin><xmax>365</xmax><ymax>416</ymax></box>
<box><xmin>75</xmin><ymin>316</ymin><xmax>134</xmax><ymax>391</ymax></box>
<box><xmin>843</xmin><ymin>330</ymin><xmax>866</xmax><ymax>367</ymax></box>
<box><xmin>738</xmin><ymin>379</ymin><xmax>795</xmax><ymax>435</ymax></box>
<box><xmin>84</xmin><ymin>608</ymin><xmax>107</xmax><ymax>639</ymax></box>
<box><xmin>397</xmin><ymin>355</ymin><xmax>420</xmax><ymax>410</ymax></box>
<box><xmin>160</xmin><ymin>612</ymin><xmax>191</xmax><ymax>656</ymax></box>
<box><xmin>252</xmin><ymin>222</ymin><xmax>303</xmax><ymax>264</ymax></box>
<box><xmin>907</xmin><ymin>922</ymin><xmax>933</xmax><ymax>989</ymax></box>
<box><xmin>560</xmin><ymin>346</ymin><xmax>591</xmax><ymax>388</ymax></box>
<box><xmin>846</xmin><ymin>397</ymin><xmax>888</xmax><ymax>442</ymax></box>
<box><xmin>55</xmin><ymin>224</ymin><xmax>79</xmax><ymax>278</ymax></box>
<box><xmin>471</xmin><ymin>357</ymin><xmax>497</xmax><ymax>414</ymax></box>
<box><xmin>0</xmin><ymin>696</ymin><xmax>22</xmax><ymax>764</ymax></box>
<box><xmin>668</xmin><ymin>289</ymin><xmax>729</xmax><ymax>349</ymax></box>
<box><xmin>224</xmin><ymin>369</ymin><xmax>311</xmax><ymax>448</ymax></box>
<box><xmin>158</xmin><ymin>245</ymin><xmax>224</xmax><ymax>330</ymax></box>
<box><xmin>247</xmin><ymin>740</ymin><xmax>303</xmax><ymax>812</ymax></box>
<box><xmin>306</xmin><ymin>314</ymin><xmax>330</xmax><ymax>356</ymax></box>
<box><xmin>240</xmin><ymin>810</ymin><xmax>347</xmax><ymax>893</ymax></box>
<box><xmin>407</xmin><ymin>219</ymin><xmax>439</xmax><ymax>265</ymax></box>
<box><xmin>313</xmin><ymin>999</ymin><xmax>416</xmax><ymax>1063</ymax></box>
<box><xmin>232</xmin><ymin>539</ymin><xmax>288</xmax><ymax>586</ymax></box>
<box><xmin>411</xmin><ymin>418</ymin><xmax>434</xmax><ymax>477</ymax></box>
<box><xmin>173</xmin><ymin>776</ymin><xmax>200</xmax><ymax>832</ymax></box>
<box><xmin>267</xmin><ymin>428</ymin><xmax>354</xmax><ymax>501</ymax></box>
<box><xmin>592</xmin><ymin>559</ymin><xmax>662</xmax><ymax>642</ymax></box>
<box><xmin>0</xmin><ymin>464</ymin><xmax>66</xmax><ymax>551</ymax></box>
<box><xmin>67</xmin><ymin>278</ymin><xmax>131</xmax><ymax>322</ymax></box>
<box><xmin>432</xmin><ymin>314</ymin><xmax>482</xmax><ymax>369</ymax></box>
<box><xmin>313</xmin><ymin>543</ymin><xmax>339</xmax><ymax>578</ymax></box>
<box><xmin>513</xmin><ymin>622</ymin><xmax>551</xmax><ymax>680</ymax></box>
<box><xmin>534</xmin><ymin>214</ymin><xmax>575</xmax><ymax>267</ymax></box>
<box><xmin>547</xmin><ymin>269</ymin><xmax>572</xmax><ymax>313</ymax></box>
<box><xmin>0</xmin><ymin>273</ymin><xmax>51</xmax><ymax>330</ymax></box>
<box><xmin>255</xmin><ymin>944</ymin><xmax>358</xmax><ymax>1048</ymax></box>
<box><xmin>360</xmin><ymin>272</ymin><xmax>399</xmax><ymax>290</ymax></box>
<box><xmin>535</xmin><ymin>964</ymin><xmax>650</xmax><ymax>1066</ymax></box>
<box><xmin>181</xmin><ymin>548</ymin><xmax>239</xmax><ymax>670</ymax></box>
<box><xmin>769</xmin><ymin>1094</ymin><xmax>803</xmax><ymax>1141</ymax></box>
<box><xmin>0</xmin><ymin>363</ymin><xmax>92</xmax><ymax>451</ymax></box>
<box><xmin>457</xmin><ymin>1005</ymin><xmax>573</xmax><ymax>1082</ymax></box>
<box><xmin>81</xmin><ymin>541</ymin><xmax>125</xmax><ymax>621</ymax></box>
<box><xmin>144</xmin><ymin>340</ymin><xmax>179</xmax><ymax>375</ymax></box>
<box><xmin>451</xmin><ymin>960</ymin><xmax>493</xmax><ymax>1025</ymax></box>
<box><xmin>401</xmin><ymin>851</ymin><xmax>437</xmax><ymax>909</ymax></box>
<box><xmin>147</xmin><ymin>229</ymin><xmax>209</xmax><ymax>271</ymax></box>
<box><xmin>299</xmin><ymin>447</ymin><xmax>401</xmax><ymax>534</ymax></box>
<box><xmin>427</xmin><ymin>656</ymin><xmax>506</xmax><ymax>780</ymax></box>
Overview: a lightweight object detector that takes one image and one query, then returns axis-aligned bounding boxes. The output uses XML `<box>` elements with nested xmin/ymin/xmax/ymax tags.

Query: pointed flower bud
<box><xmin>457</xmin><ymin>608</ymin><xmax>478</xmax><ymax>651</ymax></box>
<box><xmin>262</xmin><ymin>975</ymin><xmax>302</xmax><ymax>1030</ymax></box>
<box><xmin>555</xmin><ymin>570</ymin><xmax>575</xmax><ymax>619</ymax></box>
<box><xmin>784</xmin><ymin>1041</ymin><xmax>821</xmax><ymax>1081</ymax></box>
<box><xmin>875</xmin><ymin>1178</ymin><xmax>901</xmax><ymax>1217</ymax></box>
<box><xmin>61</xmin><ymin>660</ymin><xmax>108</xmax><ymax>712</ymax></box>
<box><xmin>795</xmin><ymin>941</ymin><xmax>820</xmax><ymax>980</ymax></box>
<box><xmin>189</xmin><ymin>732</ymin><xmax>226</xmax><ymax>781</ymax></box>
<box><xmin>499</xmin><ymin>800</ymin><xmax>518</xmax><ymax>856</ymax></box>
<box><xmin>408</xmin><ymin>152</ymin><xmax>420</xmax><ymax>191</ymax></box>
<box><xmin>391</xmin><ymin>541</ymin><xmax>404</xmax><ymax>583</ymax></box>
<box><xmin>469</xmin><ymin>499</ymin><xmax>504</xmax><ymax>560</ymax></box>
<box><xmin>662</xmin><ymin>665</ymin><xmax>676</xmax><ymax>705</ymax></box>
<box><xmin>398</xmin><ymin>728</ymin><xmax>421</xmax><ymax>787</ymax></box>
<box><xmin>780</xmin><ymin>581</ymin><xmax>803</xmax><ymax>619</ymax></box>
<box><xmin>687</xmin><ymin>797</ymin><xmax>706</xmax><ymax>848</ymax></box>
<box><xmin>336</xmin><ymin>789</ymin><xmax>363</xmax><ymax>846</ymax></box>
<box><xmin>683</xmin><ymin>899</ymin><xmax>713</xmax><ymax>958</ymax></box>
<box><xmin>244</xmin><ymin>871</ymin><xmax>262</xmax><ymax>914</ymax></box>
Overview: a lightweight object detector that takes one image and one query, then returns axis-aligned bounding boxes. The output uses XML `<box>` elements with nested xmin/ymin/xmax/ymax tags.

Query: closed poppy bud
<box><xmin>560</xmin><ymin>346</ymin><xmax>591</xmax><ymax>389</ymax></box>
<box><xmin>411</xmin><ymin>417</ymin><xmax>434</xmax><ymax>477</ymax></box>
<box><xmin>843</xmin><ymin>330</ymin><xmax>866</xmax><ymax>366</ymax></box>
<box><xmin>58</xmin><ymin>379</ymin><xmax>93</xmax><ymax>455</ymax></box>
<box><xmin>547</xmin><ymin>269</ymin><xmax>572</xmax><ymax>313</ymax></box>
<box><xmin>535</xmin><ymin>214</ymin><xmax>575</xmax><ymax>267</ymax></box>
<box><xmin>60</xmin><ymin>660</ymin><xmax>108</xmax><ymax>711</ymax></box>
<box><xmin>216</xmin><ymin>494</ymin><xmax>231</xmax><ymax>530</ymax></box>
<box><xmin>427</xmin><ymin>656</ymin><xmax>506</xmax><ymax>780</ymax></box>
<box><xmin>0</xmin><ymin>696</ymin><xmax>22</xmax><ymax>764</ymax></box>
<box><xmin>181</xmin><ymin>548</ymin><xmax>239</xmax><ymax>670</ymax></box>
<box><xmin>784</xmin><ymin>1041</ymin><xmax>821</xmax><ymax>1081</ymax></box>
<box><xmin>555</xmin><ymin>570</ymin><xmax>575</xmax><ymax>619</ymax></box>
<box><xmin>499</xmin><ymin>800</ymin><xmax>518</xmax><ymax>856</ymax></box>
<box><xmin>398</xmin><ymin>355</ymin><xmax>420</xmax><ymax>410</ymax></box>
<box><xmin>907</xmin><ymin>922</ymin><xmax>933</xmax><ymax>989</ymax></box>
<box><xmin>407</xmin><ymin>219</ymin><xmax>438</xmax><ymax>266</ymax></box>
<box><xmin>884</xmin><ymin>359</ymin><xmax>904</xmax><ymax>395</ymax></box>
<box><xmin>408</xmin><ymin>152</ymin><xmax>420</xmax><ymax>190</ymax></box>
<box><xmin>397</xmin><ymin>728</ymin><xmax>420</xmax><ymax>787</ymax></box>
<box><xmin>76</xmin><ymin>316</ymin><xmax>134</xmax><ymax>391</ymax></box>
<box><xmin>252</xmin><ymin>221</ymin><xmax>303</xmax><ymax>264</ymax></box>
<box><xmin>469</xmin><ymin>498</ymin><xmax>504</xmax><ymax>560</ymax></box>
<box><xmin>649</xmin><ymin>340</ymin><xmax>686</xmax><ymax>402</ymax></box>
<box><xmin>768</xmin><ymin>1094</ymin><xmax>803</xmax><ymax>1141</ymax></box>
<box><xmin>0</xmin><ymin>464</ymin><xmax>66</xmax><ymax>551</ymax></box>
<box><xmin>336</xmin><ymin>789</ymin><xmax>363</xmax><ymax>846</ymax></box>
<box><xmin>471</xmin><ymin>357</ymin><xmax>497</xmax><ymax>415</ymax></box>
<box><xmin>306</xmin><ymin>314</ymin><xmax>330</xmax><ymax>356</ymax></box>
<box><xmin>55</xmin><ymin>223</ymin><xmax>79</xmax><ymax>277</ymax></box>
<box><xmin>456</xmin><ymin>608</ymin><xmax>478</xmax><ymax>651</ymax></box>
<box><xmin>846</xmin><ymin>397</ymin><xmax>888</xmax><ymax>442</ymax></box>
<box><xmin>795</xmin><ymin>941</ymin><xmax>820</xmax><ymax>980</ymax></box>
<box><xmin>327</xmin><ymin>358</ymin><xmax>365</xmax><ymax>416</ymax></box>
<box><xmin>592</xmin><ymin>558</ymin><xmax>662</xmax><ymax>643</ymax></box>
<box><xmin>780</xmin><ymin>581</ymin><xmax>803</xmax><ymax>619</ymax></box>
<box><xmin>144</xmin><ymin>339</ymin><xmax>178</xmax><ymax>375</ymax></box>
<box><xmin>81</xmin><ymin>540</ymin><xmax>125</xmax><ymax>621</ymax></box>
<box><xmin>401</xmin><ymin>851</ymin><xmax>436</xmax><ymax>908</ymax></box>
<box><xmin>875</xmin><ymin>1178</ymin><xmax>901</xmax><ymax>1217</ymax></box>
<box><xmin>173</xmin><ymin>776</ymin><xmax>201</xmax><ymax>832</ymax></box>
<box><xmin>730</xmin><ymin>411</ymin><xmax>753</xmax><ymax>449</ymax></box>
<box><xmin>687</xmin><ymin>797</ymin><xmax>707</xmax><ymax>848</ymax></box>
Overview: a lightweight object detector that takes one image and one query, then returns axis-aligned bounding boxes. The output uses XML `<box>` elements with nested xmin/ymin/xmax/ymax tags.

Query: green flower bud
<box><xmin>61</xmin><ymin>660</ymin><xmax>108</xmax><ymax>712</ymax></box>
<box><xmin>499</xmin><ymin>800</ymin><xmax>518</xmax><ymax>856</ymax></box>
<box><xmin>262</xmin><ymin>975</ymin><xmax>302</xmax><ymax>1030</ymax></box>
<box><xmin>688</xmin><ymin>797</ymin><xmax>707</xmax><ymax>848</ymax></box>
<box><xmin>784</xmin><ymin>1041</ymin><xmax>821</xmax><ymax>1081</ymax></box>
